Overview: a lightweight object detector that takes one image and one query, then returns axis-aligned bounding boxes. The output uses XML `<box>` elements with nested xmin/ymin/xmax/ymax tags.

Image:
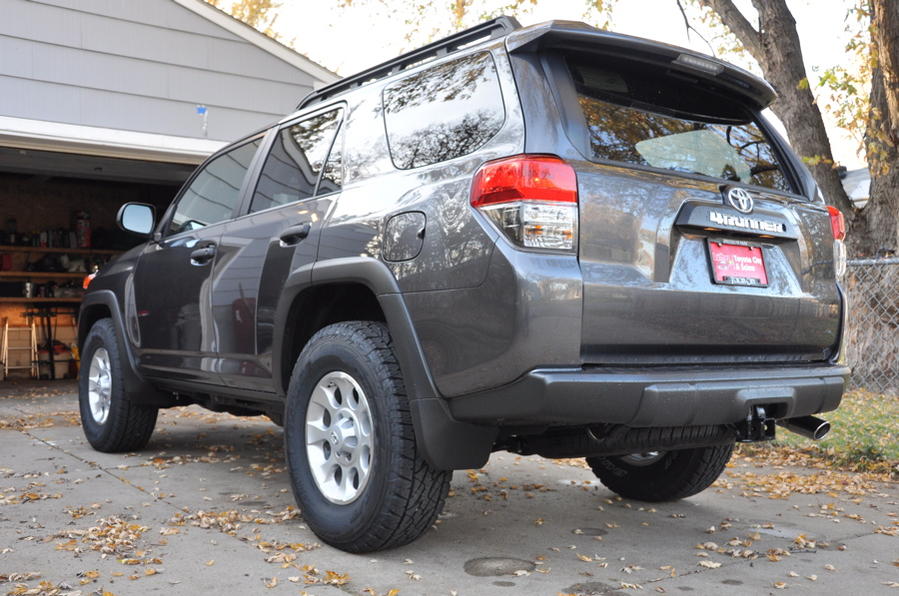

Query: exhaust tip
<box><xmin>776</xmin><ymin>416</ymin><xmax>831</xmax><ymax>441</ymax></box>
<box><xmin>812</xmin><ymin>420</ymin><xmax>831</xmax><ymax>440</ymax></box>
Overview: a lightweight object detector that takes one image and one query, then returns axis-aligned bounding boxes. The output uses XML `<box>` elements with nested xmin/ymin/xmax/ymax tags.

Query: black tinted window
<box><xmin>569</xmin><ymin>58</ymin><xmax>791</xmax><ymax>192</ymax></box>
<box><xmin>383</xmin><ymin>52</ymin><xmax>505</xmax><ymax>169</ymax></box>
<box><xmin>169</xmin><ymin>139</ymin><xmax>261</xmax><ymax>235</ymax></box>
<box><xmin>250</xmin><ymin>109</ymin><xmax>342</xmax><ymax>213</ymax></box>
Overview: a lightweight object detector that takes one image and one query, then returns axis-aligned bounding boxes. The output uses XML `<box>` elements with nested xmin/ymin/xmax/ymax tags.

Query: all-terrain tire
<box><xmin>79</xmin><ymin>318</ymin><xmax>158</xmax><ymax>452</ymax></box>
<box><xmin>586</xmin><ymin>443</ymin><xmax>734</xmax><ymax>502</ymax></box>
<box><xmin>284</xmin><ymin>321</ymin><xmax>451</xmax><ymax>553</ymax></box>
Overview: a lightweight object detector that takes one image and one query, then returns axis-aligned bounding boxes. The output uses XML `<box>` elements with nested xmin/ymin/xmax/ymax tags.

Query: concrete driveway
<box><xmin>1</xmin><ymin>381</ymin><xmax>896</xmax><ymax>595</ymax></box>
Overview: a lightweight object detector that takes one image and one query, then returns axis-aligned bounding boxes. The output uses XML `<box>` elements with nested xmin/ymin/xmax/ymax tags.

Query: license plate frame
<box><xmin>707</xmin><ymin>239</ymin><xmax>769</xmax><ymax>287</ymax></box>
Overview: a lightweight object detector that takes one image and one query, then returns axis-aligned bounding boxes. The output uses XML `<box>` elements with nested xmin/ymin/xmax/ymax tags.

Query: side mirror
<box><xmin>117</xmin><ymin>203</ymin><xmax>156</xmax><ymax>237</ymax></box>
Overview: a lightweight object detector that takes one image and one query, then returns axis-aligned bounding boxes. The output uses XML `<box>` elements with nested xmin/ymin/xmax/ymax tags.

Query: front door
<box><xmin>133</xmin><ymin>137</ymin><xmax>262</xmax><ymax>385</ymax></box>
<box><xmin>211</xmin><ymin>107</ymin><xmax>345</xmax><ymax>391</ymax></box>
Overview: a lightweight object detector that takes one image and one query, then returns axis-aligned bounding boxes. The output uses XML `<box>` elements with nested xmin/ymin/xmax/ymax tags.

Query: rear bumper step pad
<box><xmin>449</xmin><ymin>364</ymin><xmax>849</xmax><ymax>427</ymax></box>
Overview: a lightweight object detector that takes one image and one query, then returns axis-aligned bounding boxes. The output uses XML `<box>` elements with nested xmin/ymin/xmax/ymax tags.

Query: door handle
<box><xmin>189</xmin><ymin>245</ymin><xmax>216</xmax><ymax>265</ymax></box>
<box><xmin>279</xmin><ymin>222</ymin><xmax>312</xmax><ymax>247</ymax></box>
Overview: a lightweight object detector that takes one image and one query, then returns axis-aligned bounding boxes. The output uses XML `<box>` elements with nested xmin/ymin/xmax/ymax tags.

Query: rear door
<box><xmin>556</xmin><ymin>54</ymin><xmax>840</xmax><ymax>364</ymax></box>
<box><xmin>134</xmin><ymin>137</ymin><xmax>262</xmax><ymax>384</ymax></box>
<box><xmin>211</xmin><ymin>107</ymin><xmax>344</xmax><ymax>391</ymax></box>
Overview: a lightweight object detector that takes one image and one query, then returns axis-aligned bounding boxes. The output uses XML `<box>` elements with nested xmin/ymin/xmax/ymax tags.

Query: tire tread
<box><xmin>79</xmin><ymin>319</ymin><xmax>158</xmax><ymax>453</ymax></box>
<box><xmin>286</xmin><ymin>321</ymin><xmax>450</xmax><ymax>552</ymax></box>
<box><xmin>587</xmin><ymin>442</ymin><xmax>733</xmax><ymax>502</ymax></box>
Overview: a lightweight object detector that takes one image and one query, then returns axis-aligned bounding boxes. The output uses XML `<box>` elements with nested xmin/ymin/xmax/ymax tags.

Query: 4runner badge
<box><xmin>709</xmin><ymin>210</ymin><xmax>787</xmax><ymax>234</ymax></box>
<box><xmin>726</xmin><ymin>187</ymin><xmax>754</xmax><ymax>213</ymax></box>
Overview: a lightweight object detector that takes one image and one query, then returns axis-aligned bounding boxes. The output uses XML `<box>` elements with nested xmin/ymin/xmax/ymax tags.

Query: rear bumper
<box><xmin>448</xmin><ymin>364</ymin><xmax>849</xmax><ymax>427</ymax></box>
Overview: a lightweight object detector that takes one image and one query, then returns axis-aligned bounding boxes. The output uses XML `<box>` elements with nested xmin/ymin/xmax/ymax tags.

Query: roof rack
<box><xmin>297</xmin><ymin>15</ymin><xmax>521</xmax><ymax>110</ymax></box>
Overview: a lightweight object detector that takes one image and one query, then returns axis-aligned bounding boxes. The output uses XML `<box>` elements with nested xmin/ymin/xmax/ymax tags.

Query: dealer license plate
<box><xmin>707</xmin><ymin>241</ymin><xmax>768</xmax><ymax>287</ymax></box>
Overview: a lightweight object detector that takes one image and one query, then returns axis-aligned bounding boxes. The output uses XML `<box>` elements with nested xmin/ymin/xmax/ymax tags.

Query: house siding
<box><xmin>0</xmin><ymin>0</ymin><xmax>322</xmax><ymax>141</ymax></box>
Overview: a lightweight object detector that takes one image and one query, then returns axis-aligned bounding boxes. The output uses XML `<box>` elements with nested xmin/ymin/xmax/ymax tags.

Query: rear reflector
<box><xmin>471</xmin><ymin>155</ymin><xmax>578</xmax><ymax>251</ymax></box>
<box><xmin>827</xmin><ymin>205</ymin><xmax>846</xmax><ymax>241</ymax></box>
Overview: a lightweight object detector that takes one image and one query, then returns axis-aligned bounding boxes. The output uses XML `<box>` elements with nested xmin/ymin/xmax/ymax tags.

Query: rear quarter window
<box><xmin>383</xmin><ymin>52</ymin><xmax>506</xmax><ymax>169</ymax></box>
<box><xmin>568</xmin><ymin>57</ymin><xmax>792</xmax><ymax>193</ymax></box>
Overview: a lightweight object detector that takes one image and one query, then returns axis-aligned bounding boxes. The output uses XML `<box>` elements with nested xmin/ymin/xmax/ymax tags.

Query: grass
<box><xmin>736</xmin><ymin>389</ymin><xmax>899</xmax><ymax>479</ymax></box>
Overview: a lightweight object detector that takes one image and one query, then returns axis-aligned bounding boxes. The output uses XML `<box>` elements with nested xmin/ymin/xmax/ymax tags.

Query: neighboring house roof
<box><xmin>842</xmin><ymin>168</ymin><xmax>870</xmax><ymax>207</ymax></box>
<box><xmin>171</xmin><ymin>0</ymin><xmax>339</xmax><ymax>86</ymax></box>
<box><xmin>0</xmin><ymin>0</ymin><xmax>342</xmax><ymax>164</ymax></box>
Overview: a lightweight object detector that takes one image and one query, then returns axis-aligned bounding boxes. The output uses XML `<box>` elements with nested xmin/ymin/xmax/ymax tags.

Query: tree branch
<box><xmin>697</xmin><ymin>0</ymin><xmax>763</xmax><ymax>61</ymax></box>
<box><xmin>675</xmin><ymin>0</ymin><xmax>716</xmax><ymax>55</ymax></box>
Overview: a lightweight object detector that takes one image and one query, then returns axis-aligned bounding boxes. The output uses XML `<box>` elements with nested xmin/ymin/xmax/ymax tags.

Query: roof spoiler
<box><xmin>506</xmin><ymin>21</ymin><xmax>777</xmax><ymax>109</ymax></box>
<box><xmin>298</xmin><ymin>15</ymin><xmax>521</xmax><ymax>110</ymax></box>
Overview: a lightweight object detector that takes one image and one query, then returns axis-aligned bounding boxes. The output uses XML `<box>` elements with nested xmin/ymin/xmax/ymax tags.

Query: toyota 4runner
<box><xmin>78</xmin><ymin>17</ymin><xmax>850</xmax><ymax>553</ymax></box>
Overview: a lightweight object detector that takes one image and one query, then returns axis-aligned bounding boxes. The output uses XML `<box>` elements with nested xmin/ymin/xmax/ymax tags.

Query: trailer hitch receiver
<box><xmin>736</xmin><ymin>405</ymin><xmax>776</xmax><ymax>442</ymax></box>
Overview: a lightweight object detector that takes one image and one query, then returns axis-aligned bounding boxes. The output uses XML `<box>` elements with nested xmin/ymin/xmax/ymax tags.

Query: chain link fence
<box><xmin>844</xmin><ymin>257</ymin><xmax>899</xmax><ymax>396</ymax></box>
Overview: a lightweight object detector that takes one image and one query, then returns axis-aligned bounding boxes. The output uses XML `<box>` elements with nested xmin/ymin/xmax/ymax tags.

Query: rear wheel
<box><xmin>586</xmin><ymin>443</ymin><xmax>734</xmax><ymax>502</ymax></box>
<box><xmin>78</xmin><ymin>319</ymin><xmax>158</xmax><ymax>452</ymax></box>
<box><xmin>284</xmin><ymin>321</ymin><xmax>451</xmax><ymax>553</ymax></box>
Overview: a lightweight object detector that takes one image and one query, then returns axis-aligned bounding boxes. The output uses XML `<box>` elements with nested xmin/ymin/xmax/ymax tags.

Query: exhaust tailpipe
<box><xmin>777</xmin><ymin>416</ymin><xmax>831</xmax><ymax>440</ymax></box>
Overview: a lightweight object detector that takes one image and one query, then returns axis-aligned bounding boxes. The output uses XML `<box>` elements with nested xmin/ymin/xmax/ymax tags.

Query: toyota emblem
<box><xmin>726</xmin><ymin>187</ymin><xmax>754</xmax><ymax>214</ymax></box>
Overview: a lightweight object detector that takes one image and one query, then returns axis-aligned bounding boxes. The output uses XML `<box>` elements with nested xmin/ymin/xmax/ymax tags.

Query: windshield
<box><xmin>569</xmin><ymin>58</ymin><xmax>791</xmax><ymax>192</ymax></box>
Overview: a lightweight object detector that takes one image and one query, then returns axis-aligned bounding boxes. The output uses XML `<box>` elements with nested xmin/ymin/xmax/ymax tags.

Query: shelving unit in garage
<box><xmin>0</xmin><ymin>244</ymin><xmax>123</xmax><ymax>380</ymax></box>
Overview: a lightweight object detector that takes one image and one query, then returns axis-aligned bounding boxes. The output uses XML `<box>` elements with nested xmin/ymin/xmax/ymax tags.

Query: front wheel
<box><xmin>586</xmin><ymin>443</ymin><xmax>734</xmax><ymax>502</ymax></box>
<box><xmin>78</xmin><ymin>319</ymin><xmax>158</xmax><ymax>452</ymax></box>
<box><xmin>284</xmin><ymin>321</ymin><xmax>451</xmax><ymax>553</ymax></box>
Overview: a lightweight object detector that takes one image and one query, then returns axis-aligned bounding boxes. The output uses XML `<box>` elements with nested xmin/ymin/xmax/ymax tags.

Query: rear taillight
<box><xmin>827</xmin><ymin>205</ymin><xmax>846</xmax><ymax>240</ymax></box>
<box><xmin>826</xmin><ymin>205</ymin><xmax>847</xmax><ymax>278</ymax></box>
<box><xmin>471</xmin><ymin>155</ymin><xmax>578</xmax><ymax>251</ymax></box>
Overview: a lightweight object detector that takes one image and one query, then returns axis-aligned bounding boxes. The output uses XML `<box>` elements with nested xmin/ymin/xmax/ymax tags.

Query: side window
<box><xmin>317</xmin><ymin>123</ymin><xmax>343</xmax><ymax>195</ymax></box>
<box><xmin>382</xmin><ymin>52</ymin><xmax>506</xmax><ymax>169</ymax></box>
<box><xmin>169</xmin><ymin>139</ymin><xmax>261</xmax><ymax>235</ymax></box>
<box><xmin>249</xmin><ymin>109</ymin><xmax>342</xmax><ymax>213</ymax></box>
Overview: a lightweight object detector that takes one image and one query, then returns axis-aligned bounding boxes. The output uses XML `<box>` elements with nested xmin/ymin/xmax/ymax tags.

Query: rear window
<box><xmin>383</xmin><ymin>52</ymin><xmax>505</xmax><ymax>169</ymax></box>
<box><xmin>568</xmin><ymin>57</ymin><xmax>791</xmax><ymax>192</ymax></box>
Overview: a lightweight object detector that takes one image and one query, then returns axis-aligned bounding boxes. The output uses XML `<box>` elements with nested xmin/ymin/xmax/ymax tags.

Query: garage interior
<box><xmin>0</xmin><ymin>0</ymin><xmax>338</xmax><ymax>384</ymax></box>
<box><xmin>0</xmin><ymin>147</ymin><xmax>193</xmax><ymax>381</ymax></box>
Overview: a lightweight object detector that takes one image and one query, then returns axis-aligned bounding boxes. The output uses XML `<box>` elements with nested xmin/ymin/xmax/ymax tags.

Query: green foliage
<box><xmin>682</xmin><ymin>0</ymin><xmax>751</xmax><ymax>61</ymax></box>
<box><xmin>818</xmin><ymin>2</ymin><xmax>873</xmax><ymax>156</ymax></box>
<box><xmin>800</xmin><ymin>154</ymin><xmax>837</xmax><ymax>168</ymax></box>
<box><xmin>749</xmin><ymin>390</ymin><xmax>899</xmax><ymax>477</ymax></box>
<box><xmin>205</xmin><ymin>0</ymin><xmax>283</xmax><ymax>40</ymax></box>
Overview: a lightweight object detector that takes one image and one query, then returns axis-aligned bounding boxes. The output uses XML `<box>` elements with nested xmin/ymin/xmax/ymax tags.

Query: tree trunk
<box><xmin>698</xmin><ymin>0</ymin><xmax>854</xmax><ymax>214</ymax></box>
<box><xmin>850</xmin><ymin>0</ymin><xmax>899</xmax><ymax>257</ymax></box>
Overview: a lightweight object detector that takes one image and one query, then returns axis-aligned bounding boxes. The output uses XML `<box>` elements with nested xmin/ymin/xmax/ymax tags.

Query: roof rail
<box><xmin>297</xmin><ymin>15</ymin><xmax>521</xmax><ymax>110</ymax></box>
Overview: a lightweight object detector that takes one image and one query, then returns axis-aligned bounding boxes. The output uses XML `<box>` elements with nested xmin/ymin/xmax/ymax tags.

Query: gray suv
<box><xmin>78</xmin><ymin>17</ymin><xmax>850</xmax><ymax>552</ymax></box>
